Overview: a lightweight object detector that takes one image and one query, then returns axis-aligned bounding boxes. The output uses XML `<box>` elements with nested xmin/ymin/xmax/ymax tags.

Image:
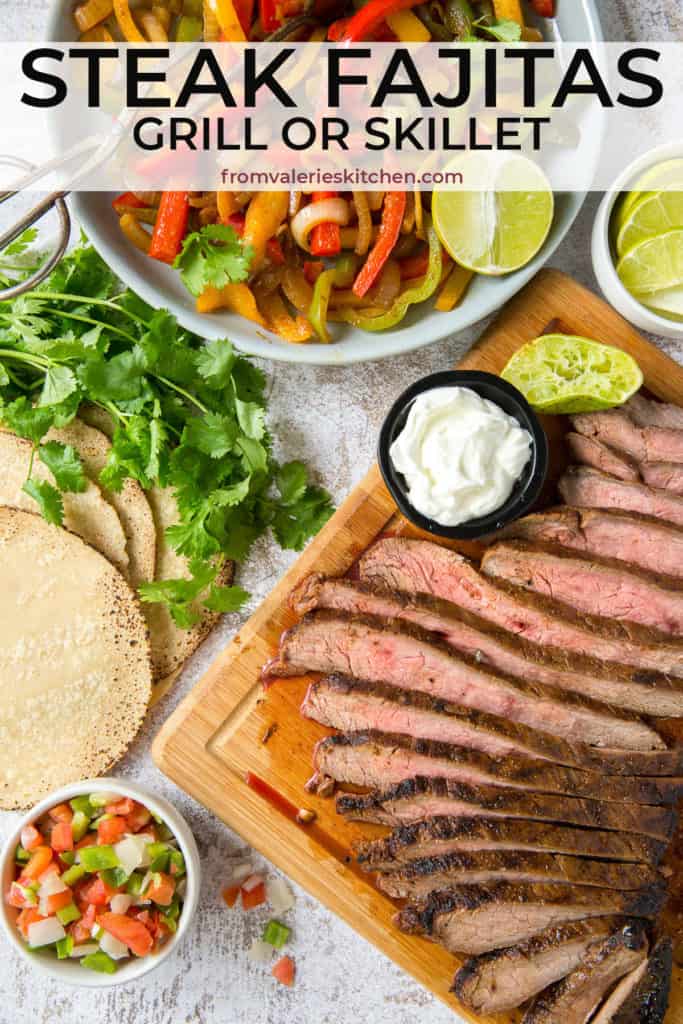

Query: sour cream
<box><xmin>389</xmin><ymin>386</ymin><xmax>532</xmax><ymax>527</ymax></box>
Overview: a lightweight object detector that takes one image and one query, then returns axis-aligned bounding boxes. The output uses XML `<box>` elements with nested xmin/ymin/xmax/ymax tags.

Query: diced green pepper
<box><xmin>160</xmin><ymin>912</ymin><xmax>178</xmax><ymax>933</ymax></box>
<box><xmin>71</xmin><ymin>811</ymin><xmax>90</xmax><ymax>843</ymax></box>
<box><xmin>56</xmin><ymin>936</ymin><xmax>74</xmax><ymax>960</ymax></box>
<box><xmin>101</xmin><ymin>867</ymin><xmax>128</xmax><ymax>889</ymax></box>
<box><xmin>333</xmin><ymin>253</ymin><xmax>357</xmax><ymax>288</ymax></box>
<box><xmin>56</xmin><ymin>902</ymin><xmax>81</xmax><ymax>926</ymax></box>
<box><xmin>14</xmin><ymin>883</ymin><xmax>37</xmax><ymax>906</ymax></box>
<box><xmin>61</xmin><ymin>863</ymin><xmax>87</xmax><ymax>887</ymax></box>
<box><xmin>79</xmin><ymin>845</ymin><xmax>120</xmax><ymax>872</ymax></box>
<box><xmin>262</xmin><ymin>919</ymin><xmax>291</xmax><ymax>950</ymax></box>
<box><xmin>125</xmin><ymin>872</ymin><xmax>144</xmax><ymax>897</ymax></box>
<box><xmin>147</xmin><ymin>842</ymin><xmax>170</xmax><ymax>873</ymax></box>
<box><xmin>59</xmin><ymin>851</ymin><xmax>76</xmax><ymax>866</ymax></box>
<box><xmin>156</xmin><ymin>821</ymin><xmax>173</xmax><ymax>842</ymax></box>
<box><xmin>70</xmin><ymin>795</ymin><xmax>96</xmax><ymax>817</ymax></box>
<box><xmin>88</xmin><ymin>793</ymin><xmax>113</xmax><ymax>809</ymax></box>
<box><xmin>15</xmin><ymin>845</ymin><xmax>30</xmax><ymax>864</ymax></box>
<box><xmin>168</xmin><ymin>850</ymin><xmax>186</xmax><ymax>877</ymax></box>
<box><xmin>82</xmin><ymin>951</ymin><xmax>117</xmax><ymax>974</ymax></box>
<box><xmin>176</xmin><ymin>14</ymin><xmax>202</xmax><ymax>40</ymax></box>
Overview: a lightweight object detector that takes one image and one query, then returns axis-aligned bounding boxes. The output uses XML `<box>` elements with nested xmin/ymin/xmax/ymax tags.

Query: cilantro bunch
<box><xmin>0</xmin><ymin>232</ymin><xmax>334</xmax><ymax>626</ymax></box>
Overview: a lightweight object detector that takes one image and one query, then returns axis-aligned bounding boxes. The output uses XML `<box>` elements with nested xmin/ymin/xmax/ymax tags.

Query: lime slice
<box><xmin>501</xmin><ymin>334</ymin><xmax>644</xmax><ymax>414</ymax></box>
<box><xmin>432</xmin><ymin>155</ymin><xmax>554</xmax><ymax>276</ymax></box>
<box><xmin>642</xmin><ymin>285</ymin><xmax>683</xmax><ymax>323</ymax></box>
<box><xmin>616</xmin><ymin>191</ymin><xmax>683</xmax><ymax>257</ymax></box>
<box><xmin>617</xmin><ymin>229</ymin><xmax>683</xmax><ymax>296</ymax></box>
<box><xmin>616</xmin><ymin>159</ymin><xmax>683</xmax><ymax>223</ymax></box>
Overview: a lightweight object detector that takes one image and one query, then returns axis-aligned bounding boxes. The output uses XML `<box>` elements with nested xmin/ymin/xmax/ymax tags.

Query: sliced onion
<box><xmin>352</xmin><ymin>191</ymin><xmax>372</xmax><ymax>257</ymax></box>
<box><xmin>288</xmin><ymin>190</ymin><xmax>303</xmax><ymax>217</ymax></box>
<box><xmin>266</xmin><ymin>877</ymin><xmax>295</xmax><ymax>914</ymax></box>
<box><xmin>291</xmin><ymin>199</ymin><xmax>350</xmax><ymax>252</ymax></box>
<box><xmin>368</xmin><ymin>260</ymin><xmax>401</xmax><ymax>309</ymax></box>
<box><xmin>241</xmin><ymin>873</ymin><xmax>264</xmax><ymax>893</ymax></box>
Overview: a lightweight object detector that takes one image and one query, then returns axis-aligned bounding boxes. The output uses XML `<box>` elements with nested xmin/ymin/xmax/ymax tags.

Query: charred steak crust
<box><xmin>596</xmin><ymin>936</ymin><xmax>672</xmax><ymax>1024</ymax></box>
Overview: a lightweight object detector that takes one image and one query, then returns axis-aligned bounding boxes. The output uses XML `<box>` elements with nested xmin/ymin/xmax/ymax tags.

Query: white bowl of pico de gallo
<box><xmin>0</xmin><ymin>778</ymin><xmax>200</xmax><ymax>986</ymax></box>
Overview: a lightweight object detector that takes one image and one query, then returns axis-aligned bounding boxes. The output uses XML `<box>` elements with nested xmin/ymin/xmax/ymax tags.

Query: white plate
<box><xmin>47</xmin><ymin>1</ymin><xmax>602</xmax><ymax>365</ymax></box>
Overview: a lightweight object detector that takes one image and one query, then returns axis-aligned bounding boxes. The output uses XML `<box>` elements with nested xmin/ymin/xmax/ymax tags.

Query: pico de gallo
<box><xmin>5</xmin><ymin>791</ymin><xmax>186</xmax><ymax>974</ymax></box>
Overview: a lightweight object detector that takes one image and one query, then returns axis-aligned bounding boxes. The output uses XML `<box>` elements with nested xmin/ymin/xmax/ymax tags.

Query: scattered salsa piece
<box><xmin>272</xmin><ymin>955</ymin><xmax>296</xmax><ymax>987</ymax></box>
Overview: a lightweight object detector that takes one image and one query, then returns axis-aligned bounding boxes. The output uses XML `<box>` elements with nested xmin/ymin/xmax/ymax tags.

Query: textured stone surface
<box><xmin>0</xmin><ymin>3</ymin><xmax>678</xmax><ymax>1023</ymax></box>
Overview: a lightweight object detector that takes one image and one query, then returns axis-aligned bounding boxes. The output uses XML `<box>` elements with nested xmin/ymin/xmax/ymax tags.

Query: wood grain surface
<box><xmin>153</xmin><ymin>269</ymin><xmax>683</xmax><ymax>1023</ymax></box>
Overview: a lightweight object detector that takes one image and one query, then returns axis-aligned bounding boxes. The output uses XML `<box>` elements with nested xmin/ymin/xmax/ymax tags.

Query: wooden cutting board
<box><xmin>153</xmin><ymin>269</ymin><xmax>683</xmax><ymax>1024</ymax></box>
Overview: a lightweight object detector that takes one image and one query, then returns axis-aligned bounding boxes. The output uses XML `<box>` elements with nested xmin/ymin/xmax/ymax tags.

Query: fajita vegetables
<box><xmin>6</xmin><ymin>792</ymin><xmax>186</xmax><ymax>973</ymax></box>
<box><xmin>71</xmin><ymin>0</ymin><xmax>556</xmax><ymax>343</ymax></box>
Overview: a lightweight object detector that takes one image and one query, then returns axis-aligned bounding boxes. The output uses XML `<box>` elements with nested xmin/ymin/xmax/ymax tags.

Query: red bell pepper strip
<box><xmin>227</xmin><ymin>211</ymin><xmax>283</xmax><ymax>264</ymax></box>
<box><xmin>327</xmin><ymin>17</ymin><xmax>349</xmax><ymax>40</ymax></box>
<box><xmin>352</xmin><ymin>191</ymin><xmax>406</xmax><ymax>298</ymax></box>
<box><xmin>259</xmin><ymin>0</ymin><xmax>281</xmax><ymax>32</ymax></box>
<box><xmin>303</xmin><ymin>260</ymin><xmax>323</xmax><ymax>284</ymax></box>
<box><xmin>149</xmin><ymin>191</ymin><xmax>190</xmax><ymax>264</ymax></box>
<box><xmin>112</xmin><ymin>192</ymin><xmax>146</xmax><ymax>214</ymax></box>
<box><xmin>339</xmin><ymin>0</ymin><xmax>420</xmax><ymax>42</ymax></box>
<box><xmin>399</xmin><ymin>248</ymin><xmax>429</xmax><ymax>280</ymax></box>
<box><xmin>233</xmin><ymin>0</ymin><xmax>254</xmax><ymax>33</ymax></box>
<box><xmin>310</xmin><ymin>192</ymin><xmax>341</xmax><ymax>257</ymax></box>
<box><xmin>530</xmin><ymin>0</ymin><xmax>554</xmax><ymax>14</ymax></box>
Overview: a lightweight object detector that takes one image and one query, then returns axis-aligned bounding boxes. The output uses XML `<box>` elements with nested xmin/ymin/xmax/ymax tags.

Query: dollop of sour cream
<box><xmin>389</xmin><ymin>386</ymin><xmax>532</xmax><ymax>527</ymax></box>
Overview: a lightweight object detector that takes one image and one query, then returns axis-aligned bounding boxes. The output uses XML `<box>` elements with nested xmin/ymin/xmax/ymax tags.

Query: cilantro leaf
<box><xmin>182</xmin><ymin>412</ymin><xmax>238</xmax><ymax>459</ymax></box>
<box><xmin>37</xmin><ymin>365</ymin><xmax>79</xmax><ymax>408</ymax></box>
<box><xmin>196</xmin><ymin>339</ymin><xmax>236</xmax><ymax>389</ymax></box>
<box><xmin>38</xmin><ymin>441</ymin><xmax>87</xmax><ymax>492</ymax></box>
<box><xmin>78</xmin><ymin>349</ymin><xmax>147</xmax><ymax>403</ymax></box>
<box><xmin>271</xmin><ymin>461</ymin><xmax>334</xmax><ymax>551</ymax></box>
<box><xmin>22</xmin><ymin>478</ymin><xmax>64</xmax><ymax>525</ymax></box>
<box><xmin>2</xmin><ymin>397</ymin><xmax>54</xmax><ymax>444</ymax></box>
<box><xmin>204</xmin><ymin>584</ymin><xmax>249</xmax><ymax>613</ymax></box>
<box><xmin>173</xmin><ymin>225</ymin><xmax>253</xmax><ymax>297</ymax></box>
<box><xmin>139</xmin><ymin>559</ymin><xmax>220</xmax><ymax>627</ymax></box>
<box><xmin>476</xmin><ymin>17</ymin><xmax>522</xmax><ymax>41</ymax></box>
<box><xmin>276</xmin><ymin>461</ymin><xmax>308</xmax><ymax>505</ymax></box>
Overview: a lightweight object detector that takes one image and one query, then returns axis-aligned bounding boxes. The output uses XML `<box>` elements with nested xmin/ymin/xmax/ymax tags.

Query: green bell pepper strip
<box><xmin>333</xmin><ymin>254</ymin><xmax>357</xmax><ymax>288</ymax></box>
<box><xmin>56</xmin><ymin>936</ymin><xmax>74</xmax><ymax>960</ymax></box>
<box><xmin>56</xmin><ymin>902</ymin><xmax>81</xmax><ymax>927</ymax></box>
<box><xmin>79</xmin><ymin>845</ymin><xmax>120</xmax><ymax>872</ymax></box>
<box><xmin>82</xmin><ymin>951</ymin><xmax>117</xmax><ymax>974</ymax></box>
<box><xmin>262</xmin><ymin>919</ymin><xmax>291</xmax><ymax>949</ymax></box>
<box><xmin>338</xmin><ymin>216</ymin><xmax>442</xmax><ymax>331</ymax></box>
<box><xmin>176</xmin><ymin>14</ymin><xmax>203</xmax><ymax>40</ymax></box>
<box><xmin>307</xmin><ymin>268</ymin><xmax>336</xmax><ymax>343</ymax></box>
<box><xmin>61</xmin><ymin>863</ymin><xmax>87</xmax><ymax>887</ymax></box>
<box><xmin>70</xmin><ymin>795</ymin><xmax>96</xmax><ymax>817</ymax></box>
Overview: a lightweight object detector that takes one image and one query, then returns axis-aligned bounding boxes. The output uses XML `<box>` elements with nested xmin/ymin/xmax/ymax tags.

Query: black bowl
<box><xmin>377</xmin><ymin>370</ymin><xmax>549</xmax><ymax>540</ymax></box>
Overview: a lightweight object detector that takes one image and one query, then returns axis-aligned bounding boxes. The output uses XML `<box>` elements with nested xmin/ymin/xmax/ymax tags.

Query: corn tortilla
<box><xmin>0</xmin><ymin>507</ymin><xmax>152</xmax><ymax>808</ymax></box>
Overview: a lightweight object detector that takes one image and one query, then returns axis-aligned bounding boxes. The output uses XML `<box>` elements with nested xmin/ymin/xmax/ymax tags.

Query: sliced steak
<box><xmin>358</xmin><ymin>536</ymin><xmax>683</xmax><ymax>677</ymax></box>
<box><xmin>626</xmin><ymin>393</ymin><xmax>683</xmax><ymax>431</ymax></box>
<box><xmin>559</xmin><ymin>465</ymin><xmax>683</xmax><ymax>531</ymax></box>
<box><xmin>292</xmin><ymin>573</ymin><xmax>683</xmax><ymax>716</ymax></box>
<box><xmin>566</xmin><ymin>432</ymin><xmax>640</xmax><ymax>481</ymax></box>
<box><xmin>375</xmin><ymin>850</ymin><xmax>660</xmax><ymax>899</ymax></box>
<box><xmin>302</xmin><ymin>676</ymin><xmax>683</xmax><ymax>777</ymax></box>
<box><xmin>452</xmin><ymin>918</ymin><xmax>621</xmax><ymax>1015</ymax></box>
<box><xmin>312</xmin><ymin>732</ymin><xmax>683</xmax><ymax>806</ymax></box>
<box><xmin>641</xmin><ymin>461</ymin><xmax>683</xmax><ymax>494</ymax></box>
<box><xmin>591</xmin><ymin>935</ymin><xmax>672</xmax><ymax>1024</ymax></box>
<box><xmin>481</xmin><ymin>540</ymin><xmax>683</xmax><ymax>637</ymax></box>
<box><xmin>396</xmin><ymin>884</ymin><xmax>663</xmax><ymax>955</ymax></box>
<box><xmin>572</xmin><ymin>409</ymin><xmax>683</xmax><ymax>464</ymax></box>
<box><xmin>270</xmin><ymin>610</ymin><xmax>663</xmax><ymax>750</ymax></box>
<box><xmin>356</xmin><ymin>818</ymin><xmax>667</xmax><ymax>871</ymax></box>
<box><xmin>336</xmin><ymin>778</ymin><xmax>674</xmax><ymax>839</ymax></box>
<box><xmin>522</xmin><ymin>922</ymin><xmax>648</xmax><ymax>1024</ymax></box>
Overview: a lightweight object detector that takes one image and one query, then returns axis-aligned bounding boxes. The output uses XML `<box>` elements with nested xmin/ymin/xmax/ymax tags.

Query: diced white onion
<box><xmin>39</xmin><ymin>873</ymin><xmax>68</xmax><ymax>899</ymax></box>
<box><xmin>226</xmin><ymin>860</ymin><xmax>253</xmax><ymax>885</ymax></box>
<box><xmin>114</xmin><ymin>835</ymin><xmax>149</xmax><ymax>876</ymax></box>
<box><xmin>70</xmin><ymin>943</ymin><xmax>100</xmax><ymax>958</ymax></box>
<box><xmin>110</xmin><ymin>894</ymin><xmax>133</xmax><ymax>915</ymax></box>
<box><xmin>99</xmin><ymin>931</ymin><xmax>129</xmax><ymax>960</ymax></box>
<box><xmin>247</xmin><ymin>939</ymin><xmax>273</xmax><ymax>963</ymax></box>
<box><xmin>266</xmin><ymin>877</ymin><xmax>295</xmax><ymax>914</ymax></box>
<box><xmin>241</xmin><ymin>873</ymin><xmax>264</xmax><ymax>893</ymax></box>
<box><xmin>290</xmin><ymin>198</ymin><xmax>350</xmax><ymax>252</ymax></box>
<box><xmin>175</xmin><ymin>878</ymin><xmax>187</xmax><ymax>900</ymax></box>
<box><xmin>27</xmin><ymin>917</ymin><xmax>66</xmax><ymax>948</ymax></box>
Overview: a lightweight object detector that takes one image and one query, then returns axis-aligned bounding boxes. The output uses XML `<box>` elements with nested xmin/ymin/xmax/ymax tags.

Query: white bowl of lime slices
<box><xmin>592</xmin><ymin>142</ymin><xmax>683</xmax><ymax>340</ymax></box>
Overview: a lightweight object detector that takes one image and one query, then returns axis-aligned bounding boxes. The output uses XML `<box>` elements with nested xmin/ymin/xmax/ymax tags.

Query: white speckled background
<box><xmin>0</xmin><ymin>3</ymin><xmax>681</xmax><ymax>1022</ymax></box>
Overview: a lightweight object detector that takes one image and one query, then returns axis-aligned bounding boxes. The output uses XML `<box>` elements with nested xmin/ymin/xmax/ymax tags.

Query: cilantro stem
<box><xmin>0</xmin><ymin>348</ymin><xmax>53</xmax><ymax>370</ymax></box>
<box><xmin>155</xmin><ymin>375</ymin><xmax>208</xmax><ymax>414</ymax></box>
<box><xmin>39</xmin><ymin>307</ymin><xmax>138</xmax><ymax>345</ymax></box>
<box><xmin>22</xmin><ymin>292</ymin><xmax>148</xmax><ymax>326</ymax></box>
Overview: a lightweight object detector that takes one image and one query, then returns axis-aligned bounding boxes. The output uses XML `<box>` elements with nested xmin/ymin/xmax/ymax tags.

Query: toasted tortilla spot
<box><xmin>0</xmin><ymin>507</ymin><xmax>151</xmax><ymax>808</ymax></box>
<box><xmin>0</xmin><ymin>431</ymin><xmax>128</xmax><ymax>576</ymax></box>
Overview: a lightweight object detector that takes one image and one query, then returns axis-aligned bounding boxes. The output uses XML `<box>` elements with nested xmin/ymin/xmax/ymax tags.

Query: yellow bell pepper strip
<box><xmin>434</xmin><ymin>263</ymin><xmax>474</xmax><ymax>312</ymax></box>
<box><xmin>118</xmin><ymin>214</ymin><xmax>152</xmax><ymax>253</ymax></box>
<box><xmin>307</xmin><ymin>268</ymin><xmax>336</xmax><ymax>343</ymax></box>
<box><xmin>352</xmin><ymin>192</ymin><xmax>406</xmax><ymax>299</ymax></box>
<box><xmin>492</xmin><ymin>0</ymin><xmax>523</xmax><ymax>24</ymax></box>
<box><xmin>386</xmin><ymin>8</ymin><xmax>430</xmax><ymax>40</ymax></box>
<box><xmin>208</xmin><ymin>0</ymin><xmax>247</xmax><ymax>40</ymax></box>
<box><xmin>339</xmin><ymin>0</ymin><xmax>421</xmax><ymax>42</ymax></box>
<box><xmin>74</xmin><ymin>0</ymin><xmax>113</xmax><ymax>32</ymax></box>
<box><xmin>203</xmin><ymin>0</ymin><xmax>221</xmax><ymax>39</ymax></box>
<box><xmin>113</xmin><ymin>0</ymin><xmax>146</xmax><ymax>40</ymax></box>
<box><xmin>339</xmin><ymin>215</ymin><xmax>442</xmax><ymax>331</ymax></box>
<box><xmin>254</xmin><ymin>284</ymin><xmax>313</xmax><ymax>342</ymax></box>
<box><xmin>242</xmin><ymin>192</ymin><xmax>289</xmax><ymax>273</ymax></box>
<box><xmin>196</xmin><ymin>282</ymin><xmax>266</xmax><ymax>324</ymax></box>
<box><xmin>149</xmin><ymin>191</ymin><xmax>190</xmax><ymax>264</ymax></box>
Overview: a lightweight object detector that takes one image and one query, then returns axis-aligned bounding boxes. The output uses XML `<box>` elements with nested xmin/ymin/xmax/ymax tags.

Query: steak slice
<box><xmin>356</xmin><ymin>819</ymin><xmax>667</xmax><ymax>871</ymax></box>
<box><xmin>626</xmin><ymin>393</ymin><xmax>683</xmax><ymax>431</ymax></box>
<box><xmin>641</xmin><ymin>461</ymin><xmax>683</xmax><ymax>494</ymax></box>
<box><xmin>566</xmin><ymin>432</ymin><xmax>640</xmax><ymax>481</ymax></box>
<box><xmin>292</xmin><ymin>573</ymin><xmax>683</xmax><ymax>717</ymax></box>
<box><xmin>357</xmin><ymin>536</ymin><xmax>683</xmax><ymax>677</ymax></box>
<box><xmin>572</xmin><ymin>409</ymin><xmax>683</xmax><ymax>464</ymax></box>
<box><xmin>498</xmin><ymin>507</ymin><xmax>683</xmax><ymax>584</ymax></box>
<box><xmin>559</xmin><ymin>465</ymin><xmax>683</xmax><ymax>531</ymax></box>
<box><xmin>312</xmin><ymin>732</ymin><xmax>683</xmax><ymax>806</ymax></box>
<box><xmin>270</xmin><ymin>610</ymin><xmax>663</xmax><ymax>751</ymax></box>
<box><xmin>302</xmin><ymin>676</ymin><xmax>683</xmax><ymax>777</ymax></box>
<box><xmin>522</xmin><ymin>922</ymin><xmax>648</xmax><ymax>1024</ymax></box>
<box><xmin>452</xmin><ymin>918</ymin><xmax>622</xmax><ymax>1015</ymax></box>
<box><xmin>396</xmin><ymin>884</ymin><xmax>663</xmax><ymax>955</ymax></box>
<box><xmin>590</xmin><ymin>935</ymin><xmax>672</xmax><ymax>1024</ymax></box>
<box><xmin>375</xmin><ymin>851</ymin><xmax>661</xmax><ymax>899</ymax></box>
<box><xmin>336</xmin><ymin>778</ymin><xmax>674</xmax><ymax>839</ymax></box>
<box><xmin>481</xmin><ymin>540</ymin><xmax>683</xmax><ymax>637</ymax></box>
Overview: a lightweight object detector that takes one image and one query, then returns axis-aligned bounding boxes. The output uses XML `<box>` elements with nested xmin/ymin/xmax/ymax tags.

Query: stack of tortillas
<box><xmin>0</xmin><ymin>409</ymin><xmax>231</xmax><ymax>807</ymax></box>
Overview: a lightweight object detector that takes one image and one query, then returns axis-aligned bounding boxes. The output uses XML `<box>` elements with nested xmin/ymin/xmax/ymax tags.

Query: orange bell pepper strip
<box><xmin>253</xmin><ymin>285</ymin><xmax>313</xmax><ymax>342</ymax></box>
<box><xmin>310</xmin><ymin>192</ymin><xmax>341</xmax><ymax>257</ymax></box>
<box><xmin>352</xmin><ymin>192</ymin><xmax>406</xmax><ymax>298</ymax></box>
<box><xmin>434</xmin><ymin>264</ymin><xmax>473</xmax><ymax>312</ymax></box>
<box><xmin>113</xmin><ymin>0</ymin><xmax>146</xmax><ymax>40</ymax></box>
<box><xmin>73</xmin><ymin>0</ymin><xmax>113</xmax><ymax>33</ymax></box>
<box><xmin>196</xmin><ymin>283</ymin><xmax>266</xmax><ymax>325</ymax></box>
<box><xmin>149</xmin><ymin>192</ymin><xmax>190</xmax><ymax>264</ymax></box>
<box><xmin>242</xmin><ymin>192</ymin><xmax>289</xmax><ymax>273</ymax></box>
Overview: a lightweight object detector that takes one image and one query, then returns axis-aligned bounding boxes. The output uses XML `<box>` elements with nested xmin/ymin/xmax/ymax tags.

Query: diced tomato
<box><xmin>81</xmin><ymin>876</ymin><xmax>121</xmax><ymax>907</ymax></box>
<box><xmin>125</xmin><ymin>802</ymin><xmax>152</xmax><ymax>833</ymax></box>
<box><xmin>146</xmin><ymin>872</ymin><xmax>175</xmax><ymax>907</ymax></box>
<box><xmin>37</xmin><ymin>863</ymin><xmax>60</xmax><ymax>884</ymax></box>
<box><xmin>6</xmin><ymin>882</ymin><xmax>30</xmax><ymax>909</ymax></box>
<box><xmin>49</xmin><ymin>803</ymin><xmax>74</xmax><ymax>825</ymax></box>
<box><xmin>132</xmin><ymin>909</ymin><xmax>151</xmax><ymax>926</ymax></box>
<box><xmin>19</xmin><ymin>846</ymin><xmax>52</xmax><ymax>882</ymax></box>
<box><xmin>222</xmin><ymin>885</ymin><xmax>241</xmax><ymax>908</ymax></box>
<box><xmin>97</xmin><ymin>816</ymin><xmax>127</xmax><ymax>846</ymax></box>
<box><xmin>272</xmin><ymin>955</ymin><xmax>295</xmax><ymax>987</ymax></box>
<box><xmin>241</xmin><ymin>882</ymin><xmax>266</xmax><ymax>911</ymax></box>
<box><xmin>20</xmin><ymin>825</ymin><xmax>43</xmax><ymax>852</ymax></box>
<box><xmin>46</xmin><ymin>888</ymin><xmax>73</xmax><ymax>915</ymax></box>
<box><xmin>82</xmin><ymin>903</ymin><xmax>96</xmax><ymax>930</ymax></box>
<box><xmin>70</xmin><ymin>903</ymin><xmax>95</xmax><ymax>944</ymax></box>
<box><xmin>105</xmin><ymin>798</ymin><xmax>134</xmax><ymax>817</ymax></box>
<box><xmin>16</xmin><ymin>907</ymin><xmax>46</xmax><ymax>939</ymax></box>
<box><xmin>99</xmin><ymin>912</ymin><xmax>154</xmax><ymax>957</ymax></box>
<box><xmin>50</xmin><ymin>821</ymin><xmax>74</xmax><ymax>853</ymax></box>
<box><xmin>75</xmin><ymin>833</ymin><xmax>97</xmax><ymax>851</ymax></box>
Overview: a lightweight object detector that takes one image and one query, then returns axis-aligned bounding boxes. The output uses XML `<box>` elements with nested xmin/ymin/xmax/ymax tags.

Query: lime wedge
<box><xmin>617</xmin><ymin>229</ymin><xmax>683</xmax><ymax>296</ymax></box>
<box><xmin>616</xmin><ymin>159</ymin><xmax>683</xmax><ymax>223</ymax></box>
<box><xmin>616</xmin><ymin>191</ymin><xmax>683</xmax><ymax>257</ymax></box>
<box><xmin>642</xmin><ymin>285</ymin><xmax>683</xmax><ymax>323</ymax></box>
<box><xmin>501</xmin><ymin>334</ymin><xmax>644</xmax><ymax>414</ymax></box>
<box><xmin>432</xmin><ymin>155</ymin><xmax>554</xmax><ymax>276</ymax></box>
